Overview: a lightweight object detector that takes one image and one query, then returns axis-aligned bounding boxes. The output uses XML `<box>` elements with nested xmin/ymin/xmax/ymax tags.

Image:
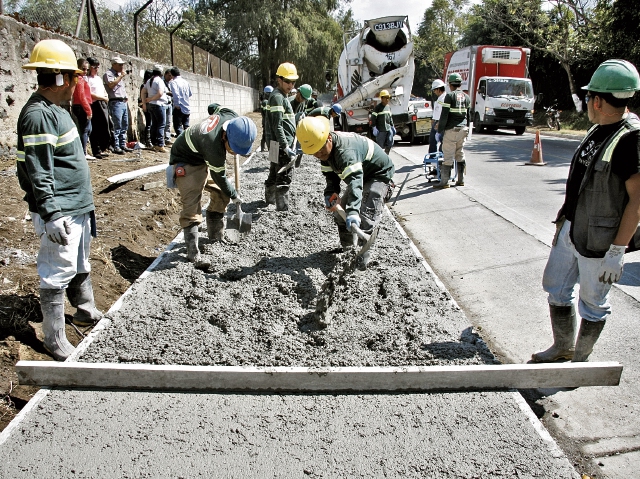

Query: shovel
<box><xmin>334</xmin><ymin>204</ymin><xmax>379</xmax><ymax>257</ymax></box>
<box><xmin>226</xmin><ymin>155</ymin><xmax>252</xmax><ymax>239</ymax></box>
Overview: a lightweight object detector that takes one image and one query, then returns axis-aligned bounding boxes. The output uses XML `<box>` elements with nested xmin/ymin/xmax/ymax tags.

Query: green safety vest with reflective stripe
<box><xmin>371</xmin><ymin>102</ymin><xmax>393</xmax><ymax>132</ymax></box>
<box><xmin>265</xmin><ymin>88</ymin><xmax>296</xmax><ymax>150</ymax></box>
<box><xmin>305</xmin><ymin>98</ymin><xmax>319</xmax><ymax>115</ymax></box>
<box><xmin>570</xmin><ymin>115</ymin><xmax>640</xmax><ymax>257</ymax></box>
<box><xmin>16</xmin><ymin>93</ymin><xmax>94</xmax><ymax>222</ymax></box>
<box><xmin>438</xmin><ymin>89</ymin><xmax>470</xmax><ymax>133</ymax></box>
<box><xmin>169</xmin><ymin>107</ymin><xmax>240</xmax><ymax>199</ymax></box>
<box><xmin>322</xmin><ymin>131</ymin><xmax>395</xmax><ymax>216</ymax></box>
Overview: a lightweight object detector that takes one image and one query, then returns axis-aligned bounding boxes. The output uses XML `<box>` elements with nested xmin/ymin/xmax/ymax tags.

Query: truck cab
<box><xmin>474</xmin><ymin>77</ymin><xmax>534</xmax><ymax>135</ymax></box>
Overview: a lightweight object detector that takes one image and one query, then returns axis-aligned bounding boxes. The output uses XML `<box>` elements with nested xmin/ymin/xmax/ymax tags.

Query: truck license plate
<box><xmin>416</xmin><ymin>120</ymin><xmax>430</xmax><ymax>134</ymax></box>
<box><xmin>506</xmin><ymin>119</ymin><xmax>515</xmax><ymax>124</ymax></box>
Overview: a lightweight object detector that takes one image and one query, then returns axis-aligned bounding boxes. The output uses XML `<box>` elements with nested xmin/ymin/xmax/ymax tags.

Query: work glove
<box><xmin>435</xmin><ymin>132</ymin><xmax>443</xmax><ymax>143</ymax></box>
<box><xmin>324</xmin><ymin>192</ymin><xmax>339</xmax><ymax>212</ymax></box>
<box><xmin>391</xmin><ymin>126</ymin><xmax>396</xmax><ymax>137</ymax></box>
<box><xmin>372</xmin><ymin>126</ymin><xmax>379</xmax><ymax>137</ymax></box>
<box><xmin>345</xmin><ymin>214</ymin><xmax>361</xmax><ymax>232</ymax></box>
<box><xmin>285</xmin><ymin>146</ymin><xmax>297</xmax><ymax>160</ymax></box>
<box><xmin>45</xmin><ymin>217</ymin><xmax>71</xmax><ymax>245</ymax></box>
<box><xmin>598</xmin><ymin>244</ymin><xmax>625</xmax><ymax>284</ymax></box>
<box><xmin>232</xmin><ymin>195</ymin><xmax>243</xmax><ymax>205</ymax></box>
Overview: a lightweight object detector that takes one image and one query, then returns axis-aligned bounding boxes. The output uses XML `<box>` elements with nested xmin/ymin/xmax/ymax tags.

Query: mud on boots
<box><xmin>433</xmin><ymin>164</ymin><xmax>452</xmax><ymax>189</ymax></box>
<box><xmin>206</xmin><ymin>210</ymin><xmax>225</xmax><ymax>241</ymax></box>
<box><xmin>66</xmin><ymin>273</ymin><xmax>103</xmax><ymax>327</ymax></box>
<box><xmin>531</xmin><ymin>304</ymin><xmax>576</xmax><ymax>362</ymax></box>
<box><xmin>40</xmin><ymin>288</ymin><xmax>75</xmax><ymax>361</ymax></box>
<box><xmin>572</xmin><ymin>318</ymin><xmax>606</xmax><ymax>362</ymax></box>
<box><xmin>275</xmin><ymin>185</ymin><xmax>290</xmax><ymax>211</ymax></box>
<box><xmin>183</xmin><ymin>224</ymin><xmax>211</xmax><ymax>269</ymax></box>
<box><xmin>455</xmin><ymin>161</ymin><xmax>466</xmax><ymax>186</ymax></box>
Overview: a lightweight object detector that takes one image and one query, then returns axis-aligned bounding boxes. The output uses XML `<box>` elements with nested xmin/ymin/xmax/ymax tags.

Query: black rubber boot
<box><xmin>66</xmin><ymin>273</ymin><xmax>103</xmax><ymax>327</ymax></box>
<box><xmin>433</xmin><ymin>164</ymin><xmax>452</xmax><ymax>189</ymax></box>
<box><xmin>338</xmin><ymin>224</ymin><xmax>356</xmax><ymax>251</ymax></box>
<box><xmin>183</xmin><ymin>224</ymin><xmax>211</xmax><ymax>269</ymax></box>
<box><xmin>531</xmin><ymin>305</ymin><xmax>576</xmax><ymax>362</ymax></box>
<box><xmin>40</xmin><ymin>288</ymin><xmax>75</xmax><ymax>361</ymax></box>
<box><xmin>275</xmin><ymin>186</ymin><xmax>290</xmax><ymax>211</ymax></box>
<box><xmin>206</xmin><ymin>210</ymin><xmax>225</xmax><ymax>241</ymax></box>
<box><xmin>572</xmin><ymin>318</ymin><xmax>606</xmax><ymax>362</ymax></box>
<box><xmin>265</xmin><ymin>185</ymin><xmax>276</xmax><ymax>205</ymax></box>
<box><xmin>455</xmin><ymin>161</ymin><xmax>465</xmax><ymax>186</ymax></box>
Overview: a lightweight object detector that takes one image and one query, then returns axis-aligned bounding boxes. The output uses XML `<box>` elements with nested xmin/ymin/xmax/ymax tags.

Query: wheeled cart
<box><xmin>423</xmin><ymin>152</ymin><xmax>457</xmax><ymax>184</ymax></box>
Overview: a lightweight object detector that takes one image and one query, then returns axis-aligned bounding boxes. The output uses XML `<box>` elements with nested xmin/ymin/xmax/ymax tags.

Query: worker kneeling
<box><xmin>296</xmin><ymin>116</ymin><xmax>395</xmax><ymax>269</ymax></box>
<box><xmin>169</xmin><ymin>107</ymin><xmax>257</xmax><ymax>267</ymax></box>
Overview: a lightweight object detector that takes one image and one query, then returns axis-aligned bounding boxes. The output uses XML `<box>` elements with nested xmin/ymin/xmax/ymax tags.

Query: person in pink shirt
<box><xmin>72</xmin><ymin>58</ymin><xmax>94</xmax><ymax>159</ymax></box>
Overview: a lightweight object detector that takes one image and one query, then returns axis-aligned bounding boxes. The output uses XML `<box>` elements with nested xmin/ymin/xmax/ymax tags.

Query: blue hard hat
<box><xmin>225</xmin><ymin>117</ymin><xmax>257</xmax><ymax>156</ymax></box>
<box><xmin>263</xmin><ymin>85</ymin><xmax>274</xmax><ymax>93</ymax></box>
<box><xmin>331</xmin><ymin>103</ymin><xmax>342</xmax><ymax>115</ymax></box>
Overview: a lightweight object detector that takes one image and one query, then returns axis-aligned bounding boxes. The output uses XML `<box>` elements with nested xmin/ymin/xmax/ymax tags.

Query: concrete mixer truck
<box><xmin>333</xmin><ymin>16</ymin><xmax>416</xmax><ymax>141</ymax></box>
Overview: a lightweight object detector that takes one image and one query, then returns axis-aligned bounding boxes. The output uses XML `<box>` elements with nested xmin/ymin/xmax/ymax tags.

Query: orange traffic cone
<box><xmin>527</xmin><ymin>130</ymin><xmax>546</xmax><ymax>166</ymax></box>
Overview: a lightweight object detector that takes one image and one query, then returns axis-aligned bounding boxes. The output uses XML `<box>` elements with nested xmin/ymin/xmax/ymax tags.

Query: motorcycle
<box><xmin>545</xmin><ymin>104</ymin><xmax>561</xmax><ymax>130</ymax></box>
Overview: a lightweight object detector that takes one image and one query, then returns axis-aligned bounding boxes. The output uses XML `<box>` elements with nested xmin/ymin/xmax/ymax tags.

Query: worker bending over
<box><xmin>308</xmin><ymin>104</ymin><xmax>342</xmax><ymax>120</ymax></box>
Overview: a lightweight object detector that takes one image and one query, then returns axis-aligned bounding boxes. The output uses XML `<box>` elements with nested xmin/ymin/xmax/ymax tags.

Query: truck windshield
<box><xmin>486</xmin><ymin>79</ymin><xmax>533</xmax><ymax>99</ymax></box>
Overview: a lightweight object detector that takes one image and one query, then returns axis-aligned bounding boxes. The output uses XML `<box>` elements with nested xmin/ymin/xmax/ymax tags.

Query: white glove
<box><xmin>45</xmin><ymin>217</ymin><xmax>71</xmax><ymax>245</ymax></box>
<box><xmin>372</xmin><ymin>126</ymin><xmax>379</xmax><ymax>136</ymax></box>
<box><xmin>285</xmin><ymin>147</ymin><xmax>297</xmax><ymax>160</ymax></box>
<box><xmin>232</xmin><ymin>195</ymin><xmax>243</xmax><ymax>205</ymax></box>
<box><xmin>598</xmin><ymin>244</ymin><xmax>625</xmax><ymax>284</ymax></box>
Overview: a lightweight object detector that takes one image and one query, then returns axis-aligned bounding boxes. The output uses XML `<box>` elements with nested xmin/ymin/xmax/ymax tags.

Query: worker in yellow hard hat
<box><xmin>17</xmin><ymin>39</ymin><xmax>103</xmax><ymax>361</ymax></box>
<box><xmin>296</xmin><ymin>116</ymin><xmax>395</xmax><ymax>269</ymax></box>
<box><xmin>371</xmin><ymin>89</ymin><xmax>395</xmax><ymax>154</ymax></box>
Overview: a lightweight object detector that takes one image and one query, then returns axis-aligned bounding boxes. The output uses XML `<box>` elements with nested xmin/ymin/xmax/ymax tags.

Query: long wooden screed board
<box><xmin>16</xmin><ymin>361</ymin><xmax>623</xmax><ymax>392</ymax></box>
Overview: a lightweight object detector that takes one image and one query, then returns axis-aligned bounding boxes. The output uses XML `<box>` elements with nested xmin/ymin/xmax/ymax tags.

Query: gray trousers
<box><xmin>335</xmin><ymin>179</ymin><xmax>387</xmax><ymax>234</ymax></box>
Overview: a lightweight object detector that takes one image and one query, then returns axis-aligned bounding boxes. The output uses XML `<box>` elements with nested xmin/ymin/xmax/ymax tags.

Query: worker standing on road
<box><xmin>264</xmin><ymin>62</ymin><xmax>299</xmax><ymax>211</ymax></box>
<box><xmin>308</xmin><ymin>104</ymin><xmax>342</xmax><ymax>121</ymax></box>
<box><xmin>435</xmin><ymin>73</ymin><xmax>471</xmax><ymax>188</ymax></box>
<box><xmin>17</xmin><ymin>39</ymin><xmax>103</xmax><ymax>361</ymax></box>
<box><xmin>532</xmin><ymin>59</ymin><xmax>640</xmax><ymax>363</ymax></box>
<box><xmin>305</xmin><ymin>89</ymin><xmax>320</xmax><ymax>115</ymax></box>
<box><xmin>296</xmin><ymin>116</ymin><xmax>395</xmax><ymax>269</ymax></box>
<box><xmin>429</xmin><ymin>79</ymin><xmax>446</xmax><ymax>154</ymax></box>
<box><xmin>371</xmin><ymin>90</ymin><xmax>395</xmax><ymax>155</ymax></box>
<box><xmin>260</xmin><ymin>85</ymin><xmax>273</xmax><ymax>152</ymax></box>
<box><xmin>169</xmin><ymin>107</ymin><xmax>257</xmax><ymax>267</ymax></box>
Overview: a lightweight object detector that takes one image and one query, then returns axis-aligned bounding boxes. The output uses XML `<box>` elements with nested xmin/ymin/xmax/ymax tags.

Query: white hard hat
<box><xmin>432</xmin><ymin>79</ymin><xmax>445</xmax><ymax>89</ymax></box>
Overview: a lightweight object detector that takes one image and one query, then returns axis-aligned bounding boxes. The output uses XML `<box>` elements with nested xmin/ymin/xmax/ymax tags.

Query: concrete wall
<box><xmin>0</xmin><ymin>15</ymin><xmax>259</xmax><ymax>156</ymax></box>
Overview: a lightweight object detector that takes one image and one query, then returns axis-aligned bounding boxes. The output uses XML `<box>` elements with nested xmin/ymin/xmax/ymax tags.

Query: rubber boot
<box><xmin>265</xmin><ymin>185</ymin><xmax>276</xmax><ymax>206</ymax></box>
<box><xmin>260</xmin><ymin>137</ymin><xmax>267</xmax><ymax>152</ymax></box>
<box><xmin>40</xmin><ymin>288</ymin><xmax>75</xmax><ymax>361</ymax></box>
<box><xmin>455</xmin><ymin>161</ymin><xmax>465</xmax><ymax>186</ymax></box>
<box><xmin>206</xmin><ymin>210</ymin><xmax>225</xmax><ymax>241</ymax></box>
<box><xmin>433</xmin><ymin>164</ymin><xmax>452</xmax><ymax>189</ymax></box>
<box><xmin>66</xmin><ymin>273</ymin><xmax>103</xmax><ymax>327</ymax></box>
<box><xmin>356</xmin><ymin>240</ymin><xmax>371</xmax><ymax>270</ymax></box>
<box><xmin>384</xmin><ymin>147</ymin><xmax>391</xmax><ymax>155</ymax></box>
<box><xmin>531</xmin><ymin>305</ymin><xmax>576</xmax><ymax>362</ymax></box>
<box><xmin>572</xmin><ymin>318</ymin><xmax>606</xmax><ymax>362</ymax></box>
<box><xmin>183</xmin><ymin>224</ymin><xmax>211</xmax><ymax>269</ymax></box>
<box><xmin>338</xmin><ymin>224</ymin><xmax>356</xmax><ymax>251</ymax></box>
<box><xmin>275</xmin><ymin>185</ymin><xmax>290</xmax><ymax>212</ymax></box>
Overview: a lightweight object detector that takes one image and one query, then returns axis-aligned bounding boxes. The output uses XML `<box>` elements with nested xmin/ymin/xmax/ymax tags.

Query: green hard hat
<box><xmin>299</xmin><ymin>84</ymin><xmax>313</xmax><ymax>100</ymax></box>
<box><xmin>582</xmin><ymin>59</ymin><xmax>640</xmax><ymax>98</ymax></box>
<box><xmin>448</xmin><ymin>72</ymin><xmax>462</xmax><ymax>84</ymax></box>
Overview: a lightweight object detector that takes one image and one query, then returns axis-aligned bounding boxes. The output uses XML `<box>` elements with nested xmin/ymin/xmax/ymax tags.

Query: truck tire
<box><xmin>473</xmin><ymin>113</ymin><xmax>484</xmax><ymax>134</ymax></box>
<box><xmin>514</xmin><ymin>126</ymin><xmax>526</xmax><ymax>135</ymax></box>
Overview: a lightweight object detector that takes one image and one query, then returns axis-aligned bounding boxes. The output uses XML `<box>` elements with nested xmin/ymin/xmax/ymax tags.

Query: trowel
<box><xmin>226</xmin><ymin>155</ymin><xmax>251</xmax><ymax>241</ymax></box>
<box><xmin>334</xmin><ymin>204</ymin><xmax>379</xmax><ymax>257</ymax></box>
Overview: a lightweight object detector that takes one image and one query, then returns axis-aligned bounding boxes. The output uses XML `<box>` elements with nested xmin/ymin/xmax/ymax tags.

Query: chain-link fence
<box><xmin>1</xmin><ymin>0</ymin><xmax>255</xmax><ymax>87</ymax></box>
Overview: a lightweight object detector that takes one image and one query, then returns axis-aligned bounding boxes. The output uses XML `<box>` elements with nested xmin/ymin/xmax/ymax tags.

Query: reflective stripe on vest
<box><xmin>338</xmin><ymin>138</ymin><xmax>375</xmax><ymax>180</ymax></box>
<box><xmin>184</xmin><ymin>128</ymin><xmax>199</xmax><ymax>153</ymax></box>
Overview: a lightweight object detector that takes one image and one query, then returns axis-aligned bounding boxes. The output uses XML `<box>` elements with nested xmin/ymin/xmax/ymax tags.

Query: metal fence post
<box><xmin>134</xmin><ymin>0</ymin><xmax>154</xmax><ymax>57</ymax></box>
<box><xmin>169</xmin><ymin>20</ymin><xmax>184</xmax><ymax>67</ymax></box>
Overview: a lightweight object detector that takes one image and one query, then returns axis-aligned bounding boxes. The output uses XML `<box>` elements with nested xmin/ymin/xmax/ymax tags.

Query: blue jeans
<box><xmin>148</xmin><ymin>104</ymin><xmax>166</xmax><ymax>147</ymax></box>
<box><xmin>375</xmin><ymin>130</ymin><xmax>394</xmax><ymax>149</ymax></box>
<box><xmin>164</xmin><ymin>104</ymin><xmax>172</xmax><ymax>141</ymax></box>
<box><xmin>108</xmin><ymin>100</ymin><xmax>129</xmax><ymax>149</ymax></box>
<box><xmin>428</xmin><ymin>121</ymin><xmax>442</xmax><ymax>154</ymax></box>
<box><xmin>542</xmin><ymin>220</ymin><xmax>612</xmax><ymax>322</ymax></box>
<box><xmin>72</xmin><ymin>105</ymin><xmax>92</xmax><ymax>154</ymax></box>
<box><xmin>173</xmin><ymin>108</ymin><xmax>190</xmax><ymax>137</ymax></box>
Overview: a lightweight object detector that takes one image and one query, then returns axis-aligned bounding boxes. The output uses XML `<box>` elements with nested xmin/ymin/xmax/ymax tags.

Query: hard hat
<box><xmin>582</xmin><ymin>59</ymin><xmax>640</xmax><ymax>98</ymax></box>
<box><xmin>111</xmin><ymin>56</ymin><xmax>125</xmax><ymax>64</ymax></box>
<box><xmin>291</xmin><ymin>88</ymin><xmax>297</xmax><ymax>94</ymax></box>
<box><xmin>331</xmin><ymin>103</ymin><xmax>342</xmax><ymax>115</ymax></box>
<box><xmin>276</xmin><ymin>62</ymin><xmax>299</xmax><ymax>80</ymax></box>
<box><xmin>296</xmin><ymin>116</ymin><xmax>330</xmax><ymax>154</ymax></box>
<box><xmin>379</xmin><ymin>89</ymin><xmax>391</xmax><ymax>98</ymax></box>
<box><xmin>432</xmin><ymin>79</ymin><xmax>445</xmax><ymax>89</ymax></box>
<box><xmin>263</xmin><ymin>85</ymin><xmax>274</xmax><ymax>93</ymax></box>
<box><xmin>23</xmin><ymin>39</ymin><xmax>82</xmax><ymax>73</ymax></box>
<box><xmin>299</xmin><ymin>84</ymin><xmax>313</xmax><ymax>100</ymax></box>
<box><xmin>448</xmin><ymin>73</ymin><xmax>462</xmax><ymax>84</ymax></box>
<box><xmin>224</xmin><ymin>117</ymin><xmax>257</xmax><ymax>156</ymax></box>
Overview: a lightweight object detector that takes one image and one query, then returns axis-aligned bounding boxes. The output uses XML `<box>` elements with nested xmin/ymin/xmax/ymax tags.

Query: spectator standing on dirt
<box><xmin>264</xmin><ymin>62</ymin><xmax>299</xmax><ymax>211</ymax></box>
<box><xmin>308</xmin><ymin>104</ymin><xmax>342</xmax><ymax>121</ymax></box>
<box><xmin>144</xmin><ymin>67</ymin><xmax>169</xmax><ymax>152</ymax></box>
<box><xmin>169</xmin><ymin>108</ymin><xmax>257</xmax><ymax>268</ymax></box>
<box><xmin>532</xmin><ymin>59</ymin><xmax>640</xmax><ymax>364</ymax></box>
<box><xmin>138</xmin><ymin>69</ymin><xmax>153</xmax><ymax>148</ymax></box>
<box><xmin>260</xmin><ymin>85</ymin><xmax>273</xmax><ymax>152</ymax></box>
<box><xmin>429</xmin><ymin>79</ymin><xmax>446</xmax><ymax>154</ymax></box>
<box><xmin>86</xmin><ymin>57</ymin><xmax>112</xmax><ymax>159</ymax></box>
<box><xmin>296</xmin><ymin>116</ymin><xmax>395</xmax><ymax>269</ymax></box>
<box><xmin>435</xmin><ymin>73</ymin><xmax>470</xmax><ymax>189</ymax></box>
<box><xmin>104</xmin><ymin>56</ymin><xmax>131</xmax><ymax>155</ymax></box>
<box><xmin>17</xmin><ymin>39</ymin><xmax>103</xmax><ymax>361</ymax></box>
<box><xmin>72</xmin><ymin>58</ymin><xmax>94</xmax><ymax>160</ymax></box>
<box><xmin>168</xmin><ymin>67</ymin><xmax>192</xmax><ymax>137</ymax></box>
<box><xmin>164</xmin><ymin>69</ymin><xmax>174</xmax><ymax>145</ymax></box>
<box><xmin>371</xmin><ymin>90</ymin><xmax>395</xmax><ymax>155</ymax></box>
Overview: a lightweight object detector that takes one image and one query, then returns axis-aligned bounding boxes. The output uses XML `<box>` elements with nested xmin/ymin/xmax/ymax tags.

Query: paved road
<box><xmin>390</xmin><ymin>130</ymin><xmax>640</xmax><ymax>479</ymax></box>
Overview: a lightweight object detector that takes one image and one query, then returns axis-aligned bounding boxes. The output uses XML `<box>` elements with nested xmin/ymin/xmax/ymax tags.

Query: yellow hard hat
<box><xmin>296</xmin><ymin>116</ymin><xmax>330</xmax><ymax>154</ymax></box>
<box><xmin>23</xmin><ymin>39</ymin><xmax>82</xmax><ymax>73</ymax></box>
<box><xmin>379</xmin><ymin>89</ymin><xmax>391</xmax><ymax>98</ymax></box>
<box><xmin>276</xmin><ymin>62</ymin><xmax>299</xmax><ymax>80</ymax></box>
